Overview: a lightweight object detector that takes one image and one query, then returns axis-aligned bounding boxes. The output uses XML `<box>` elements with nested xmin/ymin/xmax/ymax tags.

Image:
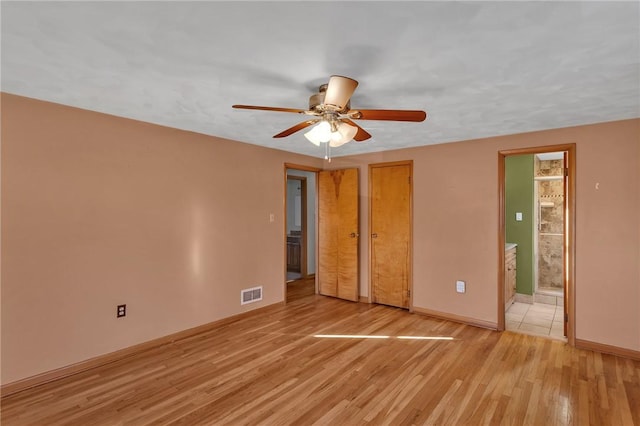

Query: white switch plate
<box><xmin>515</xmin><ymin>212</ymin><xmax>523</xmax><ymax>221</ymax></box>
<box><xmin>269</xmin><ymin>213</ymin><xmax>275</xmax><ymax>223</ymax></box>
<box><xmin>456</xmin><ymin>280</ymin><xmax>466</xmax><ymax>293</ymax></box>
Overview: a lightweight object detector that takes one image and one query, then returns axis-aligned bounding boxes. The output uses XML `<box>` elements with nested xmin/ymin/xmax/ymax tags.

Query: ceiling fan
<box><xmin>232</xmin><ymin>75</ymin><xmax>427</xmax><ymax>149</ymax></box>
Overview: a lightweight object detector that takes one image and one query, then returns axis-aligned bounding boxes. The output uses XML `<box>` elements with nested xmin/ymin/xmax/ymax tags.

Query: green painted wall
<box><xmin>505</xmin><ymin>155</ymin><xmax>534</xmax><ymax>295</ymax></box>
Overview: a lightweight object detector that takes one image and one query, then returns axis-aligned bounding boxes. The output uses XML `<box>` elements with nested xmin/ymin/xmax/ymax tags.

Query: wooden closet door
<box><xmin>318</xmin><ymin>168</ymin><xmax>359</xmax><ymax>302</ymax></box>
<box><xmin>370</xmin><ymin>162</ymin><xmax>412</xmax><ymax>308</ymax></box>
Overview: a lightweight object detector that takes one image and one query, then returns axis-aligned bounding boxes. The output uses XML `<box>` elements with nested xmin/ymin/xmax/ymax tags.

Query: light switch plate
<box><xmin>515</xmin><ymin>212</ymin><xmax>523</xmax><ymax>221</ymax></box>
<box><xmin>456</xmin><ymin>280</ymin><xmax>466</xmax><ymax>293</ymax></box>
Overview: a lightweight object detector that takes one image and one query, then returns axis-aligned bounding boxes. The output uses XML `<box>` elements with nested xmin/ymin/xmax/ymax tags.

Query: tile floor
<box><xmin>506</xmin><ymin>301</ymin><xmax>566</xmax><ymax>340</ymax></box>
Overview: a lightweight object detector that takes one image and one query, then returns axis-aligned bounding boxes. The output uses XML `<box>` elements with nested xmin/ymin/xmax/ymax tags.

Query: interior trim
<box><xmin>575</xmin><ymin>339</ymin><xmax>640</xmax><ymax>361</ymax></box>
<box><xmin>412</xmin><ymin>306</ymin><xmax>498</xmax><ymax>331</ymax></box>
<box><xmin>284</xmin><ymin>163</ymin><xmax>322</xmax><ymax>173</ymax></box>
<box><xmin>1</xmin><ymin>301</ymin><xmax>285</xmax><ymax>398</ymax></box>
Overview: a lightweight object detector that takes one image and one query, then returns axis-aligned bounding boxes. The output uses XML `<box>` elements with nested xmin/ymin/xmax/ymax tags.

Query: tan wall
<box><xmin>0</xmin><ymin>94</ymin><xmax>323</xmax><ymax>384</ymax></box>
<box><xmin>2</xmin><ymin>92</ymin><xmax>639</xmax><ymax>385</ymax></box>
<box><xmin>329</xmin><ymin>119</ymin><xmax>640</xmax><ymax>352</ymax></box>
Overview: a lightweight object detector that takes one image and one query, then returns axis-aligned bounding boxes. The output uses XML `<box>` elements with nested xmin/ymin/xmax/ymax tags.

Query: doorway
<box><xmin>286</xmin><ymin>175</ymin><xmax>306</xmax><ymax>282</ymax></box>
<box><xmin>498</xmin><ymin>145</ymin><xmax>575</xmax><ymax>345</ymax></box>
<box><xmin>285</xmin><ymin>165</ymin><xmax>319</xmax><ymax>302</ymax></box>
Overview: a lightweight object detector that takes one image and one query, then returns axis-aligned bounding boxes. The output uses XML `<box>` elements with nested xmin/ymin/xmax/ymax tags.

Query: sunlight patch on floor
<box><xmin>313</xmin><ymin>334</ymin><xmax>454</xmax><ymax>340</ymax></box>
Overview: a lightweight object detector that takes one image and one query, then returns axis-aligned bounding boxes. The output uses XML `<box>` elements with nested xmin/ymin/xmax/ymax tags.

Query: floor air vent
<box><xmin>241</xmin><ymin>286</ymin><xmax>263</xmax><ymax>305</ymax></box>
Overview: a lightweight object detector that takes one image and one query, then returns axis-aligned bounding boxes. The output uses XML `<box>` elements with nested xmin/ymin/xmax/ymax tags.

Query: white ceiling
<box><xmin>2</xmin><ymin>1</ymin><xmax>639</xmax><ymax>158</ymax></box>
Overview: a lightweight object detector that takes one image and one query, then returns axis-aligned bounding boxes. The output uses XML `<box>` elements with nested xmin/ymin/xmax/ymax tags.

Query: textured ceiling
<box><xmin>2</xmin><ymin>1</ymin><xmax>639</xmax><ymax>158</ymax></box>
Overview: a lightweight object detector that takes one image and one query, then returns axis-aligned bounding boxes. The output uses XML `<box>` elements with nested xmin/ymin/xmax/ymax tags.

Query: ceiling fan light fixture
<box><xmin>303</xmin><ymin>130</ymin><xmax>320</xmax><ymax>146</ymax></box>
<box><xmin>305</xmin><ymin>120</ymin><xmax>357</xmax><ymax>147</ymax></box>
<box><xmin>304</xmin><ymin>120</ymin><xmax>332</xmax><ymax>145</ymax></box>
<box><xmin>329</xmin><ymin>122</ymin><xmax>357</xmax><ymax>147</ymax></box>
<box><xmin>329</xmin><ymin>139</ymin><xmax>347</xmax><ymax>148</ymax></box>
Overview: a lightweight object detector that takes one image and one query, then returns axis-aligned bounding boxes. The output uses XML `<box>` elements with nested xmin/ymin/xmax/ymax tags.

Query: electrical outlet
<box><xmin>456</xmin><ymin>281</ymin><xmax>466</xmax><ymax>293</ymax></box>
<box><xmin>117</xmin><ymin>304</ymin><xmax>126</xmax><ymax>318</ymax></box>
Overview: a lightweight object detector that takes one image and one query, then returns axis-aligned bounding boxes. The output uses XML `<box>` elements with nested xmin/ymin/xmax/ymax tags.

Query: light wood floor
<box><xmin>286</xmin><ymin>276</ymin><xmax>316</xmax><ymax>302</ymax></box>
<box><xmin>2</xmin><ymin>294</ymin><xmax>640</xmax><ymax>425</ymax></box>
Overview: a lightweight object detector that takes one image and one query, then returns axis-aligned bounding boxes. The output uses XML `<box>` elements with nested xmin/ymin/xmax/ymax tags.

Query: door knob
<box><xmin>372</xmin><ymin>233</ymin><xmax>378</xmax><ymax>239</ymax></box>
<box><xmin>350</xmin><ymin>232</ymin><xmax>359</xmax><ymax>238</ymax></box>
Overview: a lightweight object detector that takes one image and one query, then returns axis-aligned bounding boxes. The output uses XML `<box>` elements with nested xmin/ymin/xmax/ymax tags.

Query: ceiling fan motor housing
<box><xmin>309</xmin><ymin>84</ymin><xmax>350</xmax><ymax>113</ymax></box>
<box><xmin>308</xmin><ymin>90</ymin><xmax>325</xmax><ymax>111</ymax></box>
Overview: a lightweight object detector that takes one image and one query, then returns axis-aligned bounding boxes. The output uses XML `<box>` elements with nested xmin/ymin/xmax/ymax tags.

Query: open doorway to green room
<box><xmin>498</xmin><ymin>144</ymin><xmax>576</xmax><ymax>346</ymax></box>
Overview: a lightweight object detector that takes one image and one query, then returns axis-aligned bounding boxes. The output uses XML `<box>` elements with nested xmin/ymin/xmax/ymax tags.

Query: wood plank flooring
<box><xmin>2</xmin><ymin>294</ymin><xmax>640</xmax><ymax>425</ymax></box>
<box><xmin>286</xmin><ymin>277</ymin><xmax>316</xmax><ymax>302</ymax></box>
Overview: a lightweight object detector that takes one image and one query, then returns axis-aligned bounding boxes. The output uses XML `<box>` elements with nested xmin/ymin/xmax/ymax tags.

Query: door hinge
<box><xmin>564</xmin><ymin>167</ymin><xmax>569</xmax><ymax>177</ymax></box>
<box><xmin>564</xmin><ymin>313</ymin><xmax>568</xmax><ymax>322</ymax></box>
<box><xmin>408</xmin><ymin>176</ymin><xmax>411</xmax><ymax>184</ymax></box>
<box><xmin>407</xmin><ymin>289</ymin><xmax>411</xmax><ymax>297</ymax></box>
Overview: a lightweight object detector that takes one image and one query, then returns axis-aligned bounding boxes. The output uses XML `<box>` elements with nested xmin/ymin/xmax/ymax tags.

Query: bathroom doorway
<box><xmin>498</xmin><ymin>144</ymin><xmax>575</xmax><ymax>345</ymax></box>
<box><xmin>286</xmin><ymin>175</ymin><xmax>306</xmax><ymax>282</ymax></box>
<box><xmin>284</xmin><ymin>164</ymin><xmax>319</xmax><ymax>302</ymax></box>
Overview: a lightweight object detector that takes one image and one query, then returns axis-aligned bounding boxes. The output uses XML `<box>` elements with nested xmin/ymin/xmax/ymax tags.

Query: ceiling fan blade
<box><xmin>350</xmin><ymin>109</ymin><xmax>427</xmax><ymax>122</ymax></box>
<box><xmin>323</xmin><ymin>75</ymin><xmax>359</xmax><ymax>112</ymax></box>
<box><xmin>273</xmin><ymin>119</ymin><xmax>320</xmax><ymax>138</ymax></box>
<box><xmin>342</xmin><ymin>119</ymin><xmax>372</xmax><ymax>142</ymax></box>
<box><xmin>232</xmin><ymin>105</ymin><xmax>307</xmax><ymax>114</ymax></box>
